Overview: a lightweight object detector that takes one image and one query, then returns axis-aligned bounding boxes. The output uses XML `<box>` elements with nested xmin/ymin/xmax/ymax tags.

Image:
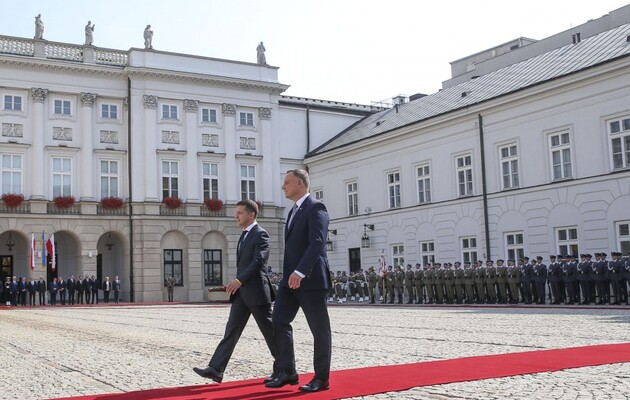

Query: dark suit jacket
<box><xmin>282</xmin><ymin>195</ymin><xmax>332</xmax><ymax>290</ymax></box>
<box><xmin>233</xmin><ymin>223</ymin><xmax>273</xmax><ymax>306</ymax></box>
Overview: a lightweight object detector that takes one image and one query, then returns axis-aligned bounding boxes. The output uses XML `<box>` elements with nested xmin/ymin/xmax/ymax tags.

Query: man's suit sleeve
<box><xmin>295</xmin><ymin>202</ymin><xmax>329</xmax><ymax>277</ymax></box>
<box><xmin>237</xmin><ymin>229</ymin><xmax>270</xmax><ymax>284</ymax></box>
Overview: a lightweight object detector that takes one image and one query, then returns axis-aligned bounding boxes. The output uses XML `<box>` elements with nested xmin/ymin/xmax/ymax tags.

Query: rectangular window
<box><xmin>54</xmin><ymin>99</ymin><xmax>71</xmax><ymax>115</ymax></box>
<box><xmin>549</xmin><ymin>131</ymin><xmax>572</xmax><ymax>180</ymax></box>
<box><xmin>392</xmin><ymin>244</ymin><xmax>405</xmax><ymax>267</ymax></box>
<box><xmin>420</xmin><ymin>241</ymin><xmax>435</xmax><ymax>265</ymax></box>
<box><xmin>162</xmin><ymin>160</ymin><xmax>179</xmax><ymax>199</ymax></box>
<box><xmin>456</xmin><ymin>154</ymin><xmax>473</xmax><ymax>197</ymax></box>
<box><xmin>164</xmin><ymin>249</ymin><xmax>183</xmax><ymax>286</ymax></box>
<box><xmin>416</xmin><ymin>164</ymin><xmax>431</xmax><ymax>204</ymax></box>
<box><xmin>101</xmin><ymin>104</ymin><xmax>118</xmax><ymax>119</ymax></box>
<box><xmin>387</xmin><ymin>171</ymin><xmax>401</xmax><ymax>209</ymax></box>
<box><xmin>616</xmin><ymin>221</ymin><xmax>630</xmax><ymax>256</ymax></box>
<box><xmin>202</xmin><ymin>162</ymin><xmax>219</xmax><ymax>201</ymax></box>
<box><xmin>52</xmin><ymin>157</ymin><xmax>72</xmax><ymax>197</ymax></box>
<box><xmin>239</xmin><ymin>112</ymin><xmax>254</xmax><ymax>126</ymax></box>
<box><xmin>556</xmin><ymin>227</ymin><xmax>578</xmax><ymax>256</ymax></box>
<box><xmin>314</xmin><ymin>189</ymin><xmax>324</xmax><ymax>202</ymax></box>
<box><xmin>505</xmin><ymin>232</ymin><xmax>524</xmax><ymax>262</ymax></box>
<box><xmin>500</xmin><ymin>144</ymin><xmax>519</xmax><ymax>189</ymax></box>
<box><xmin>240</xmin><ymin>164</ymin><xmax>256</xmax><ymax>200</ymax></box>
<box><xmin>4</xmin><ymin>95</ymin><xmax>22</xmax><ymax>111</ymax></box>
<box><xmin>609</xmin><ymin>116</ymin><xmax>630</xmax><ymax>170</ymax></box>
<box><xmin>100</xmin><ymin>160</ymin><xmax>119</xmax><ymax>198</ymax></box>
<box><xmin>203</xmin><ymin>249</ymin><xmax>223</xmax><ymax>286</ymax></box>
<box><xmin>461</xmin><ymin>236</ymin><xmax>478</xmax><ymax>264</ymax></box>
<box><xmin>201</xmin><ymin>108</ymin><xmax>217</xmax><ymax>123</ymax></box>
<box><xmin>347</xmin><ymin>181</ymin><xmax>358</xmax><ymax>216</ymax></box>
<box><xmin>1</xmin><ymin>154</ymin><xmax>22</xmax><ymax>194</ymax></box>
<box><xmin>162</xmin><ymin>104</ymin><xmax>178</xmax><ymax>120</ymax></box>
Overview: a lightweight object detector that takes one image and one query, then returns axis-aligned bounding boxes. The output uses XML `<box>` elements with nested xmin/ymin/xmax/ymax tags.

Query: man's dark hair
<box><xmin>287</xmin><ymin>168</ymin><xmax>310</xmax><ymax>190</ymax></box>
<box><xmin>236</xmin><ymin>199</ymin><xmax>259</xmax><ymax>217</ymax></box>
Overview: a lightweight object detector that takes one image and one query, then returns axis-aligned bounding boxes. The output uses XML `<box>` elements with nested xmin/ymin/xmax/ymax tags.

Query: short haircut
<box><xmin>237</xmin><ymin>199</ymin><xmax>259</xmax><ymax>217</ymax></box>
<box><xmin>287</xmin><ymin>168</ymin><xmax>310</xmax><ymax>190</ymax></box>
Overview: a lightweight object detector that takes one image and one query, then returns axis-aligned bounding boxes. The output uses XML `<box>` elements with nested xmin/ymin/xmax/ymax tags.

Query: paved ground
<box><xmin>0</xmin><ymin>302</ymin><xmax>629</xmax><ymax>400</ymax></box>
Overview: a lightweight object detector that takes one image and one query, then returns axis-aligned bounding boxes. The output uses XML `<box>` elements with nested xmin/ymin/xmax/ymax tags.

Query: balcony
<box><xmin>97</xmin><ymin>204</ymin><xmax>129</xmax><ymax>216</ymax></box>
<box><xmin>160</xmin><ymin>204</ymin><xmax>187</xmax><ymax>216</ymax></box>
<box><xmin>200</xmin><ymin>205</ymin><xmax>226</xmax><ymax>218</ymax></box>
<box><xmin>0</xmin><ymin>201</ymin><xmax>30</xmax><ymax>214</ymax></box>
<box><xmin>47</xmin><ymin>202</ymin><xmax>81</xmax><ymax>215</ymax></box>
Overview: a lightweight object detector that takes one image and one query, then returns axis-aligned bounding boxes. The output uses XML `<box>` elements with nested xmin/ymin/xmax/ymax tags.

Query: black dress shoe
<box><xmin>264</xmin><ymin>371</ymin><xmax>299</xmax><ymax>388</ymax></box>
<box><xmin>299</xmin><ymin>378</ymin><xmax>329</xmax><ymax>392</ymax></box>
<box><xmin>263</xmin><ymin>371</ymin><xmax>279</xmax><ymax>384</ymax></box>
<box><xmin>193</xmin><ymin>366</ymin><xmax>223</xmax><ymax>383</ymax></box>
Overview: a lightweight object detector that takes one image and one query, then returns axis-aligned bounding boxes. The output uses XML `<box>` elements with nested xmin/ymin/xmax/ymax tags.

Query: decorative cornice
<box><xmin>183</xmin><ymin>99</ymin><xmax>198</xmax><ymax>113</ymax></box>
<box><xmin>80</xmin><ymin>92</ymin><xmax>97</xmax><ymax>106</ymax></box>
<box><xmin>1</xmin><ymin>57</ymin><xmax>125</xmax><ymax>79</ymax></box>
<box><xmin>258</xmin><ymin>107</ymin><xmax>272</xmax><ymax>120</ymax></box>
<box><xmin>31</xmin><ymin>87</ymin><xmax>48</xmax><ymax>102</ymax></box>
<box><xmin>143</xmin><ymin>95</ymin><xmax>158</xmax><ymax>109</ymax></box>
<box><xmin>222</xmin><ymin>103</ymin><xmax>236</xmax><ymax>116</ymax></box>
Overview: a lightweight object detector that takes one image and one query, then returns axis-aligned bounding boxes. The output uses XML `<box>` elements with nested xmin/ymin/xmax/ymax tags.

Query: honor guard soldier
<box><xmin>562</xmin><ymin>255</ymin><xmax>578</xmax><ymax>304</ymax></box>
<box><xmin>592</xmin><ymin>253</ymin><xmax>609</xmax><ymax>304</ymax></box>
<box><xmin>334</xmin><ymin>271</ymin><xmax>347</xmax><ymax>303</ymax></box>
<box><xmin>385</xmin><ymin>266</ymin><xmax>395</xmax><ymax>303</ymax></box>
<box><xmin>463</xmin><ymin>262</ymin><xmax>475</xmax><ymax>304</ymax></box>
<box><xmin>533</xmin><ymin>256</ymin><xmax>547</xmax><ymax>304</ymax></box>
<box><xmin>609</xmin><ymin>252</ymin><xmax>624</xmax><ymax>305</ymax></box>
<box><xmin>474</xmin><ymin>261</ymin><xmax>486</xmax><ymax>304</ymax></box>
<box><xmin>367</xmin><ymin>267</ymin><xmax>378</xmax><ymax>304</ymax></box>
<box><xmin>577</xmin><ymin>254</ymin><xmax>592</xmax><ymax>304</ymax></box>
<box><xmin>520</xmin><ymin>257</ymin><xmax>533</xmax><ymax>304</ymax></box>
<box><xmin>414</xmin><ymin>264</ymin><xmax>425</xmax><ymax>304</ymax></box>
<box><xmin>495</xmin><ymin>259</ymin><xmax>508</xmax><ymax>304</ymax></box>
<box><xmin>506</xmin><ymin>259</ymin><xmax>520</xmax><ymax>304</ymax></box>
<box><xmin>394</xmin><ymin>265</ymin><xmax>405</xmax><ymax>304</ymax></box>
<box><xmin>485</xmin><ymin>260</ymin><xmax>497</xmax><ymax>304</ymax></box>
<box><xmin>433</xmin><ymin>264</ymin><xmax>445</xmax><ymax>304</ymax></box>
<box><xmin>423</xmin><ymin>264</ymin><xmax>435</xmax><ymax>304</ymax></box>
<box><xmin>453</xmin><ymin>262</ymin><xmax>465</xmax><ymax>304</ymax></box>
<box><xmin>441</xmin><ymin>263</ymin><xmax>454</xmax><ymax>304</ymax></box>
<box><xmin>404</xmin><ymin>264</ymin><xmax>415</xmax><ymax>304</ymax></box>
<box><xmin>547</xmin><ymin>255</ymin><xmax>562</xmax><ymax>304</ymax></box>
<box><xmin>623</xmin><ymin>251</ymin><xmax>630</xmax><ymax>305</ymax></box>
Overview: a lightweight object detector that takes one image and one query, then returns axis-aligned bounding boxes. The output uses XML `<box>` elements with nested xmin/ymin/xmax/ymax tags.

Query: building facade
<box><xmin>0</xmin><ymin>35</ymin><xmax>372</xmax><ymax>301</ymax></box>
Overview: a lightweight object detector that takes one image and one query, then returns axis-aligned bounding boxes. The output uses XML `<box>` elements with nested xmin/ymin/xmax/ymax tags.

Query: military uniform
<box><xmin>608</xmin><ymin>252</ymin><xmax>624</xmax><ymax>305</ymax></box>
<box><xmin>485</xmin><ymin>261</ymin><xmax>497</xmax><ymax>304</ymax></box>
<box><xmin>394</xmin><ymin>266</ymin><xmax>405</xmax><ymax>304</ymax></box>
<box><xmin>404</xmin><ymin>265</ymin><xmax>415</xmax><ymax>304</ymax></box>
<box><xmin>334</xmin><ymin>272</ymin><xmax>348</xmax><ymax>303</ymax></box>
<box><xmin>562</xmin><ymin>256</ymin><xmax>578</xmax><ymax>305</ymax></box>
<box><xmin>453</xmin><ymin>262</ymin><xmax>465</xmax><ymax>304</ymax></box>
<box><xmin>520</xmin><ymin>258</ymin><xmax>533</xmax><ymax>304</ymax></box>
<box><xmin>495</xmin><ymin>260</ymin><xmax>508</xmax><ymax>304</ymax></box>
<box><xmin>577</xmin><ymin>254</ymin><xmax>593</xmax><ymax>304</ymax></box>
<box><xmin>547</xmin><ymin>256</ymin><xmax>562</xmax><ymax>304</ymax></box>
<box><xmin>592</xmin><ymin>253</ymin><xmax>609</xmax><ymax>304</ymax></box>
<box><xmin>442</xmin><ymin>264</ymin><xmax>454</xmax><ymax>304</ymax></box>
<box><xmin>506</xmin><ymin>260</ymin><xmax>520</xmax><ymax>303</ymax></box>
<box><xmin>414</xmin><ymin>264</ymin><xmax>425</xmax><ymax>304</ymax></box>
<box><xmin>474</xmin><ymin>263</ymin><xmax>486</xmax><ymax>304</ymax></box>
<box><xmin>353</xmin><ymin>270</ymin><xmax>368</xmax><ymax>302</ymax></box>
<box><xmin>367</xmin><ymin>268</ymin><xmax>378</xmax><ymax>303</ymax></box>
<box><xmin>385</xmin><ymin>267</ymin><xmax>395</xmax><ymax>303</ymax></box>
<box><xmin>423</xmin><ymin>266</ymin><xmax>435</xmax><ymax>304</ymax></box>
<box><xmin>533</xmin><ymin>257</ymin><xmax>547</xmax><ymax>304</ymax></box>
<box><xmin>433</xmin><ymin>264</ymin><xmax>444</xmax><ymax>304</ymax></box>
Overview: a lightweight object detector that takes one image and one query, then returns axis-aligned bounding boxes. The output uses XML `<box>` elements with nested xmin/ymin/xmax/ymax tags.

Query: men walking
<box><xmin>194</xmin><ymin>199</ymin><xmax>276</xmax><ymax>384</ymax></box>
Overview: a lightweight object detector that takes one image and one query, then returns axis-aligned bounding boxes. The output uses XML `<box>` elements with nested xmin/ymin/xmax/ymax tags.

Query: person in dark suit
<box><xmin>113</xmin><ymin>276</ymin><xmax>121</xmax><ymax>304</ymax></box>
<box><xmin>67</xmin><ymin>275</ymin><xmax>76</xmax><ymax>305</ymax></box>
<box><xmin>102</xmin><ymin>277</ymin><xmax>111</xmax><ymax>303</ymax></box>
<box><xmin>49</xmin><ymin>277</ymin><xmax>58</xmax><ymax>306</ymax></box>
<box><xmin>37</xmin><ymin>276</ymin><xmax>46</xmax><ymax>305</ymax></box>
<box><xmin>193</xmin><ymin>199</ymin><xmax>276</xmax><ymax>383</ymax></box>
<box><xmin>265</xmin><ymin>169</ymin><xmax>332</xmax><ymax>393</ymax></box>
<box><xmin>89</xmin><ymin>275</ymin><xmax>99</xmax><ymax>304</ymax></box>
<box><xmin>58</xmin><ymin>276</ymin><xmax>67</xmax><ymax>305</ymax></box>
<box><xmin>27</xmin><ymin>277</ymin><xmax>37</xmax><ymax>306</ymax></box>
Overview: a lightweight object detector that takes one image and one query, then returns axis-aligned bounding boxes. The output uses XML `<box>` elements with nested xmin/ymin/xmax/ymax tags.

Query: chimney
<box><xmin>392</xmin><ymin>95</ymin><xmax>406</xmax><ymax>106</ymax></box>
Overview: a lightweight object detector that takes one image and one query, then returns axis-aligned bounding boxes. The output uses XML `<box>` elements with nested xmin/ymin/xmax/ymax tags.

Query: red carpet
<box><xmin>50</xmin><ymin>342</ymin><xmax>630</xmax><ymax>400</ymax></box>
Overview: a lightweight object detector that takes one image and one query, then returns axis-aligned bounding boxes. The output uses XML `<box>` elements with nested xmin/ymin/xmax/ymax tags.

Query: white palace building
<box><xmin>2</xmin><ymin>5</ymin><xmax>630</xmax><ymax>301</ymax></box>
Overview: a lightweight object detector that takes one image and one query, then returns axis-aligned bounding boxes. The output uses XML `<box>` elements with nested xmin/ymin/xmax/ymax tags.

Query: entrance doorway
<box><xmin>1</xmin><ymin>255</ymin><xmax>13</xmax><ymax>282</ymax></box>
<box><xmin>348</xmin><ymin>247</ymin><xmax>361</xmax><ymax>273</ymax></box>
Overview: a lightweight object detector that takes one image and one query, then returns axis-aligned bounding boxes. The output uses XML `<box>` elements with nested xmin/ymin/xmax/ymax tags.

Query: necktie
<box><xmin>237</xmin><ymin>230</ymin><xmax>248</xmax><ymax>251</ymax></box>
<box><xmin>287</xmin><ymin>204</ymin><xmax>298</xmax><ymax>228</ymax></box>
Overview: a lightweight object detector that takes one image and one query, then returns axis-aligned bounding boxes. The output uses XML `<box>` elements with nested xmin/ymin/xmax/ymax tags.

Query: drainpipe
<box><xmin>478</xmin><ymin>114</ymin><xmax>491</xmax><ymax>260</ymax></box>
<box><xmin>127</xmin><ymin>77</ymin><xmax>135</xmax><ymax>302</ymax></box>
<box><xmin>305</xmin><ymin>104</ymin><xmax>311</xmax><ymax>154</ymax></box>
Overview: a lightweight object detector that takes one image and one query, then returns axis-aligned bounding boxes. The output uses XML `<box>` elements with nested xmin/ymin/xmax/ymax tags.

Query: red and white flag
<box><xmin>47</xmin><ymin>233</ymin><xmax>56</xmax><ymax>271</ymax></box>
<box><xmin>30</xmin><ymin>233</ymin><xmax>36</xmax><ymax>271</ymax></box>
<box><xmin>379</xmin><ymin>253</ymin><xmax>387</xmax><ymax>277</ymax></box>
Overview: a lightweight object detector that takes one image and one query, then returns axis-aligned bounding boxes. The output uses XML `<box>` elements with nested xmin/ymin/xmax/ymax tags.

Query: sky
<box><xmin>1</xmin><ymin>0</ymin><xmax>629</xmax><ymax>105</ymax></box>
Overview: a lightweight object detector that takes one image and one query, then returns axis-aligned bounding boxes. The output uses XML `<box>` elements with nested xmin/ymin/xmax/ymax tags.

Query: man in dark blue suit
<box><xmin>266</xmin><ymin>169</ymin><xmax>332</xmax><ymax>392</ymax></box>
<box><xmin>194</xmin><ymin>199</ymin><xmax>276</xmax><ymax>383</ymax></box>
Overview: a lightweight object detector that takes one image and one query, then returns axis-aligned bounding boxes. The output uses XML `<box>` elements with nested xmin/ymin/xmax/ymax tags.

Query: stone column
<box><xmin>30</xmin><ymin>88</ymin><xmax>48</xmax><ymax>200</ymax></box>
<box><xmin>258</xmin><ymin>107</ymin><xmax>273</xmax><ymax>205</ymax></box>
<box><xmin>80</xmin><ymin>93</ymin><xmax>96</xmax><ymax>201</ymax></box>
<box><xmin>222</xmin><ymin>103</ymin><xmax>237</xmax><ymax>203</ymax></box>
<box><xmin>143</xmin><ymin>95</ymin><xmax>159</xmax><ymax>201</ymax></box>
<box><xmin>183</xmin><ymin>99</ymin><xmax>199</xmax><ymax>203</ymax></box>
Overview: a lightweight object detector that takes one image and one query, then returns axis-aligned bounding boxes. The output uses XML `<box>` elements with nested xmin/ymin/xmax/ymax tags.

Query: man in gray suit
<box><xmin>193</xmin><ymin>199</ymin><xmax>276</xmax><ymax>383</ymax></box>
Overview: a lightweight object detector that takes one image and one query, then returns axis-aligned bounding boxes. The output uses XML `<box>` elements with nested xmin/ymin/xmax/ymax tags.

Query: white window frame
<box><xmin>346</xmin><ymin>181</ymin><xmax>358</xmax><ymax>216</ymax></box>
<box><xmin>201</xmin><ymin>108</ymin><xmax>218</xmax><ymax>124</ymax></box>
<box><xmin>161</xmin><ymin>160</ymin><xmax>179</xmax><ymax>199</ymax></box>
<box><xmin>240</xmin><ymin>164</ymin><xmax>256</xmax><ymax>200</ymax></box>
<box><xmin>1</xmin><ymin>153</ymin><xmax>22</xmax><ymax>194</ymax></box>
<box><xmin>461</xmin><ymin>236</ymin><xmax>478</xmax><ymax>264</ymax></box>
<box><xmin>202</xmin><ymin>162</ymin><xmax>219</xmax><ymax>201</ymax></box>
<box><xmin>53</xmin><ymin>99</ymin><xmax>72</xmax><ymax>116</ymax></box>
<box><xmin>556</xmin><ymin>226</ymin><xmax>578</xmax><ymax>256</ymax></box>
<box><xmin>239</xmin><ymin>112</ymin><xmax>254</xmax><ymax>127</ymax></box>
<box><xmin>549</xmin><ymin>130</ymin><xmax>572</xmax><ymax>180</ymax></box>
<box><xmin>99</xmin><ymin>159</ymin><xmax>119</xmax><ymax>198</ymax></box>
<box><xmin>161</xmin><ymin>104</ymin><xmax>178</xmax><ymax>120</ymax></box>
<box><xmin>456</xmin><ymin>153</ymin><xmax>473</xmax><ymax>197</ymax></box>
<box><xmin>3</xmin><ymin>95</ymin><xmax>22</xmax><ymax>112</ymax></box>
<box><xmin>387</xmin><ymin>170</ymin><xmax>401</xmax><ymax>209</ymax></box>
<box><xmin>419</xmin><ymin>240</ymin><xmax>435</xmax><ymax>265</ymax></box>
<box><xmin>314</xmin><ymin>188</ymin><xmax>324</xmax><ymax>202</ymax></box>
<box><xmin>52</xmin><ymin>156</ymin><xmax>72</xmax><ymax>197</ymax></box>
<box><xmin>100</xmin><ymin>103</ymin><xmax>118</xmax><ymax>120</ymax></box>
<box><xmin>616</xmin><ymin>221</ymin><xmax>630</xmax><ymax>256</ymax></box>
<box><xmin>392</xmin><ymin>244</ymin><xmax>405</xmax><ymax>267</ymax></box>
<box><xmin>416</xmin><ymin>163</ymin><xmax>431</xmax><ymax>204</ymax></box>
<box><xmin>608</xmin><ymin>115</ymin><xmax>630</xmax><ymax>170</ymax></box>
<box><xmin>499</xmin><ymin>143</ymin><xmax>519</xmax><ymax>190</ymax></box>
<box><xmin>505</xmin><ymin>231</ymin><xmax>524</xmax><ymax>262</ymax></box>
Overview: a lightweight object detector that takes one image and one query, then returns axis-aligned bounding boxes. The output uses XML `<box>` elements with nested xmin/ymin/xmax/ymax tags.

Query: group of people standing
<box><xmin>330</xmin><ymin>252</ymin><xmax>630</xmax><ymax>306</ymax></box>
<box><xmin>2</xmin><ymin>275</ymin><xmax>122</xmax><ymax>306</ymax></box>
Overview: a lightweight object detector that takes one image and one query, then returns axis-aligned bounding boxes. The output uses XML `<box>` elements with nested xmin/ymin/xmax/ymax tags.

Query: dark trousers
<box><xmin>29</xmin><ymin>292</ymin><xmax>36</xmax><ymax>306</ymax></box>
<box><xmin>77</xmin><ymin>291</ymin><xmax>84</xmax><ymax>304</ymax></box>
<box><xmin>104</xmin><ymin>290</ymin><xmax>110</xmax><ymax>303</ymax></box>
<box><xmin>114</xmin><ymin>291</ymin><xmax>120</xmax><ymax>303</ymax></box>
<box><xmin>85</xmin><ymin>290</ymin><xmax>91</xmax><ymax>304</ymax></box>
<box><xmin>38</xmin><ymin>292</ymin><xmax>45</xmax><ymax>305</ymax></box>
<box><xmin>209</xmin><ymin>294</ymin><xmax>275</xmax><ymax>373</ymax></box>
<box><xmin>59</xmin><ymin>291</ymin><xmax>66</xmax><ymax>305</ymax></box>
<box><xmin>272</xmin><ymin>287</ymin><xmax>331</xmax><ymax>380</ymax></box>
<box><xmin>68</xmin><ymin>291</ymin><xmax>75</xmax><ymax>305</ymax></box>
<box><xmin>92</xmin><ymin>290</ymin><xmax>98</xmax><ymax>304</ymax></box>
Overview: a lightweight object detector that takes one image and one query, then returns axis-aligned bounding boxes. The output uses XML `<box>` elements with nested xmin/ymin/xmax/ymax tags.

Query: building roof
<box><xmin>307</xmin><ymin>22</ymin><xmax>630</xmax><ymax>157</ymax></box>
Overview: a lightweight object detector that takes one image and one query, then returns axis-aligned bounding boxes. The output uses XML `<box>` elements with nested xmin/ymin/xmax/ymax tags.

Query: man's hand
<box><xmin>288</xmin><ymin>272</ymin><xmax>303</xmax><ymax>289</ymax></box>
<box><xmin>225</xmin><ymin>279</ymin><xmax>242</xmax><ymax>295</ymax></box>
